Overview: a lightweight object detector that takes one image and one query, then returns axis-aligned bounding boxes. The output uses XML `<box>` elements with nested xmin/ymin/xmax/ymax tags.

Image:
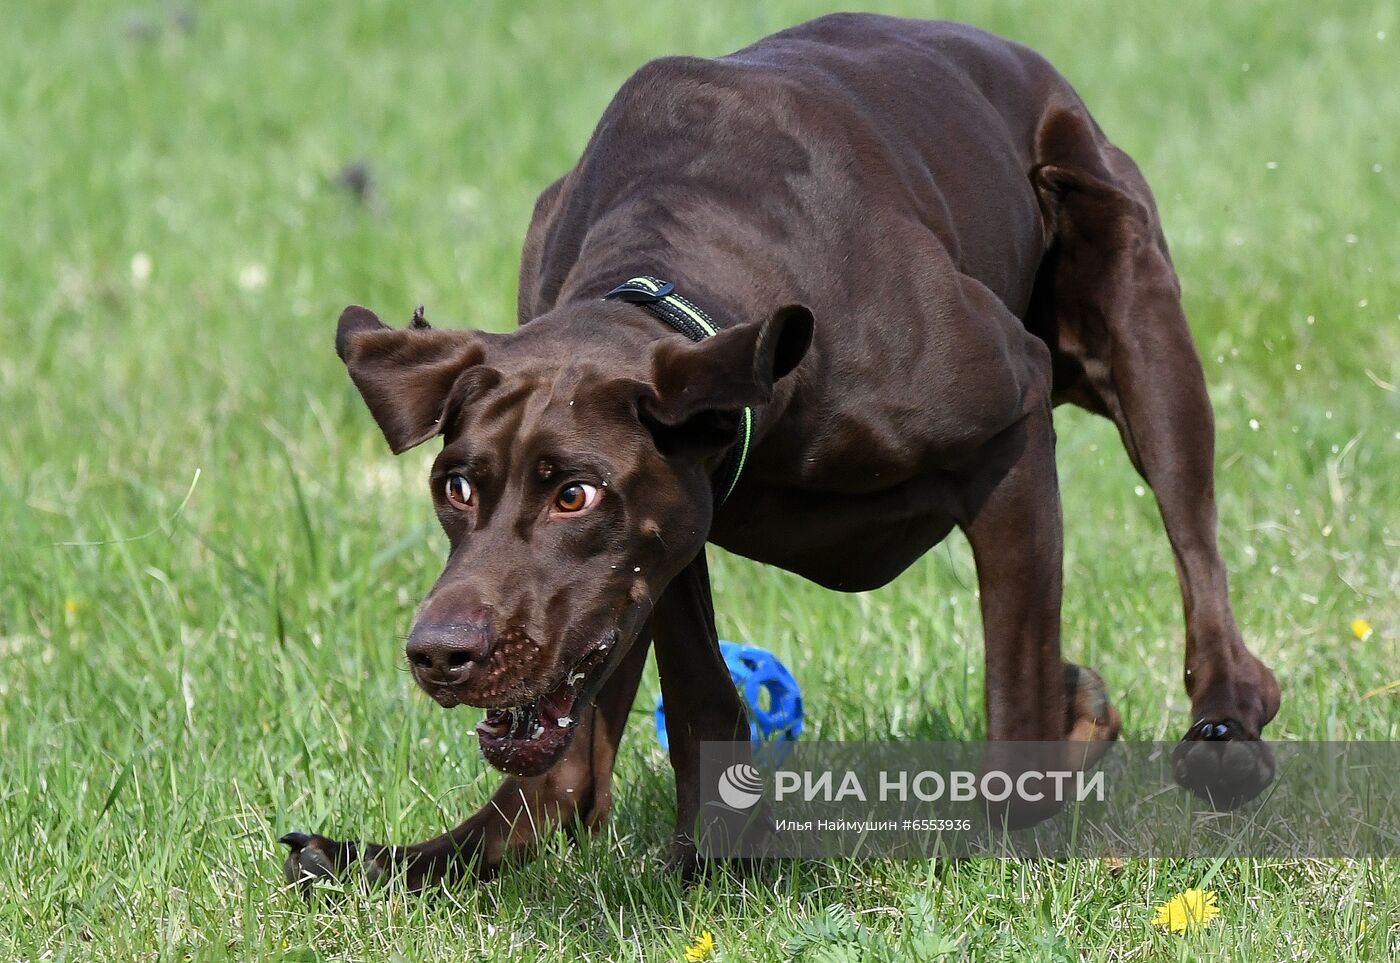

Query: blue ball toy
<box><xmin>655</xmin><ymin>640</ymin><xmax>803</xmax><ymax>752</ymax></box>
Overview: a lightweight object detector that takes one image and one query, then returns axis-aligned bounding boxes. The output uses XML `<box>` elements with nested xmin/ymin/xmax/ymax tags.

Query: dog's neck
<box><xmin>540</xmin><ymin>199</ymin><xmax>794</xmax><ymax>336</ymax></box>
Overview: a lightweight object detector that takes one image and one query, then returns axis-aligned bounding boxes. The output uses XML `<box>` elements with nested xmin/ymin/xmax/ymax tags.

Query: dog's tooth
<box><xmin>476</xmin><ymin>718</ymin><xmax>508</xmax><ymax>737</ymax></box>
<box><xmin>567</xmin><ymin>671</ymin><xmax>584</xmax><ymax>686</ymax></box>
<box><xmin>531</xmin><ymin>724</ymin><xmax>546</xmax><ymax>740</ymax></box>
<box><xmin>557</xmin><ymin>716</ymin><xmax>573</xmax><ymax>728</ymax></box>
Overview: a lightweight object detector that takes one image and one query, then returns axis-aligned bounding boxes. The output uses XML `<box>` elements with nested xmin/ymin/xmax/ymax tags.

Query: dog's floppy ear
<box><xmin>640</xmin><ymin>303</ymin><xmax>813</xmax><ymax>456</ymax></box>
<box><xmin>336</xmin><ymin>305</ymin><xmax>492</xmax><ymax>454</ymax></box>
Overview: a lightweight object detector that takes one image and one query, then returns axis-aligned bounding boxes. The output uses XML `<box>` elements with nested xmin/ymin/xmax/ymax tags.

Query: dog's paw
<box><xmin>1172</xmin><ymin>720</ymin><xmax>1275</xmax><ymax>810</ymax></box>
<box><xmin>1063</xmin><ymin>662</ymin><xmax>1121</xmax><ymax>751</ymax></box>
<box><xmin>279</xmin><ymin>832</ymin><xmax>388</xmax><ymax>893</ymax></box>
<box><xmin>664</xmin><ymin>836</ymin><xmax>701</xmax><ymax>881</ymax></box>
<box><xmin>981</xmin><ymin>787</ymin><xmax>1068</xmax><ymax>831</ymax></box>
<box><xmin>665</xmin><ymin>835</ymin><xmax>762</xmax><ymax>885</ymax></box>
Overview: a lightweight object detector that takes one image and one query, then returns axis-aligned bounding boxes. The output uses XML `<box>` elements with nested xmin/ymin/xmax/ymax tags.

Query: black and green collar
<box><xmin>604</xmin><ymin>275</ymin><xmax>752</xmax><ymax>505</ymax></box>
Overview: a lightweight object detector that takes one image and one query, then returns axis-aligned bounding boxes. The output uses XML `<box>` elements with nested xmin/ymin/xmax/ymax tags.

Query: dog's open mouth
<box><xmin>473</xmin><ymin>643</ymin><xmax>610</xmax><ymax>776</ymax></box>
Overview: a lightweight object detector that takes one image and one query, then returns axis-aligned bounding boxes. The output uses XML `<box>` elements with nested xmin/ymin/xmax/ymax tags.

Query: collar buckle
<box><xmin>604</xmin><ymin>279</ymin><xmax>675</xmax><ymax>303</ymax></box>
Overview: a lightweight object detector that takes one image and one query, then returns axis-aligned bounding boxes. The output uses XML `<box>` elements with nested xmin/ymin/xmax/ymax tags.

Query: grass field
<box><xmin>3</xmin><ymin>0</ymin><xmax>1398</xmax><ymax>959</ymax></box>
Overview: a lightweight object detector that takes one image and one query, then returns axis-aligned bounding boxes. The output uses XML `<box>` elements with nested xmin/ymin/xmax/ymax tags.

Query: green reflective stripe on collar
<box><xmin>724</xmin><ymin>407</ymin><xmax>753</xmax><ymax>503</ymax></box>
<box><xmin>622</xmin><ymin>276</ymin><xmax>720</xmax><ymax>337</ymax></box>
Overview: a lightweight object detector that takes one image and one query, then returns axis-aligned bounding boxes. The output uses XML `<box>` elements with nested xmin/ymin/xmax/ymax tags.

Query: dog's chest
<box><xmin>709</xmin><ymin>471</ymin><xmax>959</xmax><ymax>592</ymax></box>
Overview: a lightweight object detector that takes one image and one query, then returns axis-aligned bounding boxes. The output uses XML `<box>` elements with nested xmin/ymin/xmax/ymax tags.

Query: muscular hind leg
<box><xmin>1032</xmin><ymin>118</ymin><xmax>1280</xmax><ymax>808</ymax></box>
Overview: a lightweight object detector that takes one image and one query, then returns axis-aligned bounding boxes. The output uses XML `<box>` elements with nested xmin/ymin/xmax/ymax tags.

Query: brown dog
<box><xmin>282</xmin><ymin>13</ymin><xmax>1279</xmax><ymax>888</ymax></box>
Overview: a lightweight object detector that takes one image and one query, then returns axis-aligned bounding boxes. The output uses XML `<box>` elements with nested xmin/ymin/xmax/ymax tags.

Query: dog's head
<box><xmin>336</xmin><ymin>299</ymin><xmax>811</xmax><ymax>775</ymax></box>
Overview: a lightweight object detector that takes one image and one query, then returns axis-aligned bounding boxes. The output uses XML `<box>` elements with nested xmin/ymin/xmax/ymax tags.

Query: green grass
<box><xmin>2</xmin><ymin>0</ymin><xmax>1398</xmax><ymax>959</ymax></box>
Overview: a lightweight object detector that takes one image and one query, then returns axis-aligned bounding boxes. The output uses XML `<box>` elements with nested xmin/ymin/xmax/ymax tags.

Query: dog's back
<box><xmin>721</xmin><ymin>13</ymin><xmax>1069</xmax><ymax>304</ymax></box>
<box><xmin>526</xmin><ymin>15</ymin><xmax>1081</xmax><ymax>320</ymax></box>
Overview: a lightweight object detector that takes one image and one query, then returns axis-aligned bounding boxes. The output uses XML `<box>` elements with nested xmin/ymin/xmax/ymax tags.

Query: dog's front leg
<box><xmin>960</xmin><ymin>395</ymin><xmax>1067</xmax><ymax>744</ymax></box>
<box><xmin>958</xmin><ymin>392</ymin><xmax>1119</xmax><ymax>825</ymax></box>
<box><xmin>280</xmin><ymin>631</ymin><xmax>651</xmax><ymax>892</ymax></box>
<box><xmin>652</xmin><ymin>551</ymin><xmax>750</xmax><ymax>877</ymax></box>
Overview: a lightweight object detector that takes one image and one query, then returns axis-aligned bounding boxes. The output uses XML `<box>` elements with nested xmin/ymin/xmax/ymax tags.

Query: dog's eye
<box><xmin>444</xmin><ymin>474</ymin><xmax>473</xmax><ymax>509</ymax></box>
<box><xmin>554</xmin><ymin>482</ymin><xmax>599</xmax><ymax>514</ymax></box>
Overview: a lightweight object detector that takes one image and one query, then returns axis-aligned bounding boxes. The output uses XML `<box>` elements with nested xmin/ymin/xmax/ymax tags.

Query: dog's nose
<box><xmin>405</xmin><ymin>611</ymin><xmax>494</xmax><ymax>682</ymax></box>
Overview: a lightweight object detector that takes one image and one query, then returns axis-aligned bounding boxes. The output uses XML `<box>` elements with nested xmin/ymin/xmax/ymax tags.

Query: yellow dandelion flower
<box><xmin>64</xmin><ymin>598</ymin><xmax>79</xmax><ymax>617</ymax></box>
<box><xmin>1351</xmin><ymin>618</ymin><xmax>1373</xmax><ymax>641</ymax></box>
<box><xmin>1152</xmin><ymin>888</ymin><xmax>1220</xmax><ymax>933</ymax></box>
<box><xmin>683</xmin><ymin>930</ymin><xmax>715</xmax><ymax>961</ymax></box>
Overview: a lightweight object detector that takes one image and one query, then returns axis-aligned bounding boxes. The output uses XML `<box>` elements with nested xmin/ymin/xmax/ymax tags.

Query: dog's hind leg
<box><xmin>1031</xmin><ymin>109</ymin><xmax>1280</xmax><ymax>807</ymax></box>
<box><xmin>280</xmin><ymin>633</ymin><xmax>651</xmax><ymax>891</ymax></box>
